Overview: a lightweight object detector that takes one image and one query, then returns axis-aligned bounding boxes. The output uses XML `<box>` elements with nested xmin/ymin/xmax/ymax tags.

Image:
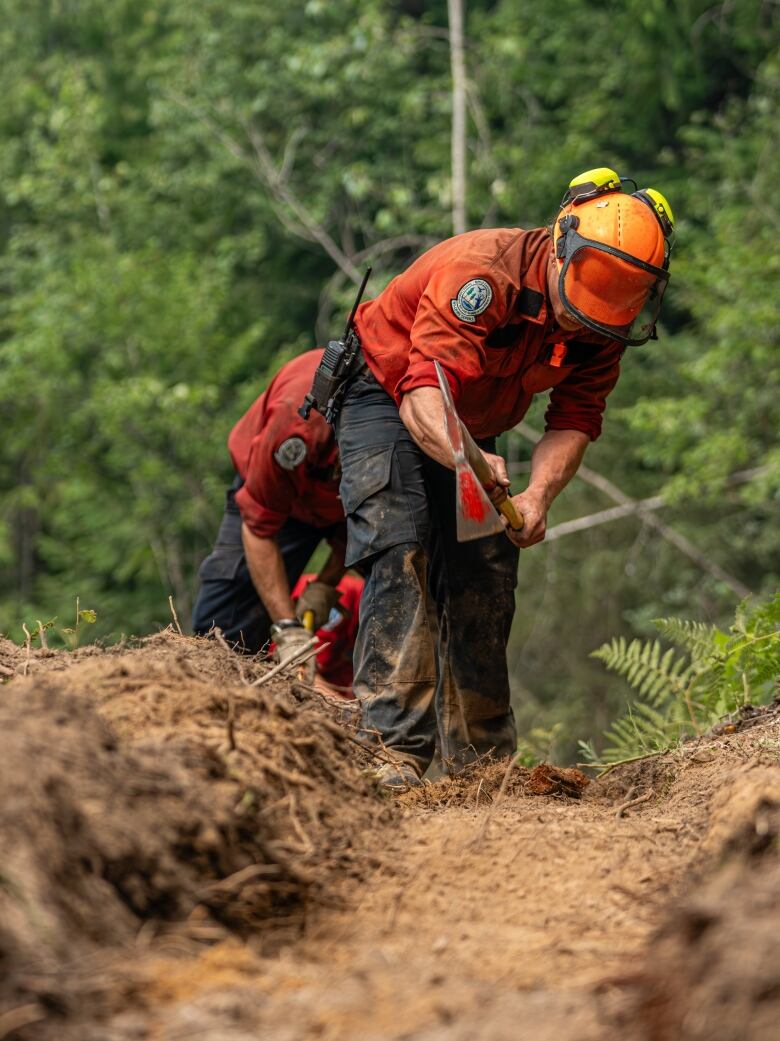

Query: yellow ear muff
<box><xmin>562</xmin><ymin>167</ymin><xmax>622</xmax><ymax>206</ymax></box>
<box><xmin>634</xmin><ymin>188</ymin><xmax>675</xmax><ymax>238</ymax></box>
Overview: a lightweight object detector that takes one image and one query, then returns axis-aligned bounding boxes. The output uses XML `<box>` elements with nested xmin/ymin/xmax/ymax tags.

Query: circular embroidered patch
<box><xmin>451</xmin><ymin>278</ymin><xmax>493</xmax><ymax>323</ymax></box>
<box><xmin>273</xmin><ymin>436</ymin><xmax>308</xmax><ymax>470</ymax></box>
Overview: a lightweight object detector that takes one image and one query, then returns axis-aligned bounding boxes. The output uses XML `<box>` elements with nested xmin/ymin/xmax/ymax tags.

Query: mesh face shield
<box><xmin>556</xmin><ymin>217</ymin><xmax>670</xmax><ymax>346</ymax></box>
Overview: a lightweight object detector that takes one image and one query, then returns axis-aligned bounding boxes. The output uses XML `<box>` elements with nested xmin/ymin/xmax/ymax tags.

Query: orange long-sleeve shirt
<box><xmin>228</xmin><ymin>350</ymin><xmax>345</xmax><ymax>539</ymax></box>
<box><xmin>354</xmin><ymin>227</ymin><xmax>623</xmax><ymax>441</ymax></box>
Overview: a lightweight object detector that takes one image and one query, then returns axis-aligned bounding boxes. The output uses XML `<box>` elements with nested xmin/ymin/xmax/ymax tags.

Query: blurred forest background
<box><xmin>1</xmin><ymin>0</ymin><xmax>778</xmax><ymax>757</ymax></box>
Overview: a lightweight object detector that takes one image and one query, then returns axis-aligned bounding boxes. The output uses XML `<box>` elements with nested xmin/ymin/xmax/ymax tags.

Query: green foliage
<box><xmin>585</xmin><ymin>595</ymin><xmax>780</xmax><ymax>765</ymax></box>
<box><xmin>592</xmin><ymin>637</ymin><xmax>694</xmax><ymax>705</ymax></box>
<box><xmin>515</xmin><ymin>723</ymin><xmax>564</xmax><ymax>768</ymax></box>
<box><xmin>59</xmin><ymin>600</ymin><xmax>99</xmax><ymax>649</ymax></box>
<box><xmin>618</xmin><ymin>54</ymin><xmax>780</xmax><ymax>508</ymax></box>
<box><xmin>19</xmin><ymin>599</ymin><xmax>98</xmax><ymax>651</ymax></box>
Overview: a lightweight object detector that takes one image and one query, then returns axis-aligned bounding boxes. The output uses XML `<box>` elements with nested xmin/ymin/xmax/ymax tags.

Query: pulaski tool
<box><xmin>434</xmin><ymin>360</ymin><xmax>524</xmax><ymax>543</ymax></box>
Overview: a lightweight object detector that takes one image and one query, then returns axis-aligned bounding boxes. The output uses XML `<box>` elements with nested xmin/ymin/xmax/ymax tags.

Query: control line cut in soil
<box><xmin>1</xmin><ymin>631</ymin><xmax>778</xmax><ymax>1041</ymax></box>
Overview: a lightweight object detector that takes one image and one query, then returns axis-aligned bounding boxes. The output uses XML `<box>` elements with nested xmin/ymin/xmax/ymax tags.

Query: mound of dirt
<box><xmin>622</xmin><ymin>767</ymin><xmax>780</xmax><ymax>1041</ymax></box>
<box><xmin>0</xmin><ymin>636</ymin><xmax>388</xmax><ymax>1031</ymax></box>
<box><xmin>0</xmin><ymin>634</ymin><xmax>123</xmax><ymax>678</ymax></box>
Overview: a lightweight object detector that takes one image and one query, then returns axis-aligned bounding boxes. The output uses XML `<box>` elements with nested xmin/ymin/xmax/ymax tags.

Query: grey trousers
<box><xmin>336</xmin><ymin>370</ymin><xmax>519</xmax><ymax>775</ymax></box>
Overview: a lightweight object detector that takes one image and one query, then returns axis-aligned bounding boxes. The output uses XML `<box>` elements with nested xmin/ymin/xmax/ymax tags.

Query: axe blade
<box><xmin>454</xmin><ymin>460</ymin><xmax>505</xmax><ymax>541</ymax></box>
<box><xmin>434</xmin><ymin>361</ymin><xmax>504</xmax><ymax>542</ymax></box>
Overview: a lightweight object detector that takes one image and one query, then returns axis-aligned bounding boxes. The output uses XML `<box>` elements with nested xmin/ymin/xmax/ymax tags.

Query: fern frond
<box><xmin>746</xmin><ymin>650</ymin><xmax>780</xmax><ymax>689</ymax></box>
<box><xmin>577</xmin><ymin>739</ymin><xmax>598</xmax><ymax>765</ymax></box>
<box><xmin>591</xmin><ymin>636</ymin><xmax>690</xmax><ymax>703</ymax></box>
<box><xmin>732</xmin><ymin>596</ymin><xmax>752</xmax><ymax>637</ymax></box>
<box><xmin>588</xmin><ymin>595</ymin><xmax>780</xmax><ymax>766</ymax></box>
<box><xmin>599</xmin><ymin>700</ymin><xmax>678</xmax><ymax>762</ymax></box>
<box><xmin>653</xmin><ymin>616</ymin><xmax>720</xmax><ymax>660</ymax></box>
<box><xmin>732</xmin><ymin>592</ymin><xmax>780</xmax><ymax>637</ymax></box>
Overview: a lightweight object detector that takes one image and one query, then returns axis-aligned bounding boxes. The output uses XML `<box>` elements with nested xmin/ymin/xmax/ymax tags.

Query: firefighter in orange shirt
<box><xmin>311</xmin><ymin>169</ymin><xmax>675</xmax><ymax>787</ymax></box>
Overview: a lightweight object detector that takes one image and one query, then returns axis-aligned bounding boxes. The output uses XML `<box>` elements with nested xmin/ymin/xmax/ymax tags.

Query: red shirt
<box><xmin>228</xmin><ymin>350</ymin><xmax>345</xmax><ymax>539</ymax></box>
<box><xmin>291</xmin><ymin>573</ymin><xmax>363</xmax><ymax>695</ymax></box>
<box><xmin>354</xmin><ymin>227</ymin><xmax>623</xmax><ymax>441</ymax></box>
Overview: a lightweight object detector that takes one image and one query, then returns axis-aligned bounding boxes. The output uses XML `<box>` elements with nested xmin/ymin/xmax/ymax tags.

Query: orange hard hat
<box><xmin>553</xmin><ymin>193</ymin><xmax>666</xmax><ymax>327</ymax></box>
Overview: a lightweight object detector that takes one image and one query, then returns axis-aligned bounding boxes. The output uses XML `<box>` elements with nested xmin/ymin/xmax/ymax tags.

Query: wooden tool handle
<box><xmin>499</xmin><ymin>497</ymin><xmax>524</xmax><ymax>531</ymax></box>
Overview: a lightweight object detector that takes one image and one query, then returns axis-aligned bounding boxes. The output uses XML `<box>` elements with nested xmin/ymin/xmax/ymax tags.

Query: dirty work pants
<box><xmin>336</xmin><ymin>371</ymin><xmax>519</xmax><ymax>776</ymax></box>
<box><xmin>191</xmin><ymin>476</ymin><xmax>336</xmax><ymax>654</ymax></box>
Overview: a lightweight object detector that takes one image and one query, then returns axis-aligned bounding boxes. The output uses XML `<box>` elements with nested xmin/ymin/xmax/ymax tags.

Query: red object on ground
<box><xmin>458</xmin><ymin>469</ymin><xmax>488</xmax><ymax>523</ymax></box>
<box><xmin>291</xmin><ymin>573</ymin><xmax>364</xmax><ymax>696</ymax></box>
<box><xmin>228</xmin><ymin>350</ymin><xmax>346</xmax><ymax>541</ymax></box>
<box><xmin>353</xmin><ymin>227</ymin><xmax>623</xmax><ymax>442</ymax></box>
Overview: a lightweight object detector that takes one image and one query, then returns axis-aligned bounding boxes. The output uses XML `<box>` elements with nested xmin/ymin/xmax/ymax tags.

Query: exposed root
<box><xmin>615</xmin><ymin>789</ymin><xmax>654</xmax><ymax>818</ymax></box>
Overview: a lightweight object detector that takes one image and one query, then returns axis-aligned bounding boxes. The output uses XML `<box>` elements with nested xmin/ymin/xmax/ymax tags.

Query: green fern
<box><xmin>653</xmin><ymin>617</ymin><xmax>722</xmax><ymax>660</ymax></box>
<box><xmin>584</xmin><ymin>594</ymin><xmax>780</xmax><ymax>766</ymax></box>
<box><xmin>591</xmin><ymin>637</ymin><xmax>692</xmax><ymax>706</ymax></box>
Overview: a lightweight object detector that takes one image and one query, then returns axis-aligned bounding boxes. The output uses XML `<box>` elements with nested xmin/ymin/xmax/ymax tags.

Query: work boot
<box><xmin>373</xmin><ymin>761</ymin><xmax>424</xmax><ymax>791</ymax></box>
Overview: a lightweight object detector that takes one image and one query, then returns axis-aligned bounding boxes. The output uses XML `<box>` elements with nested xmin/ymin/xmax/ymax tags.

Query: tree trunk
<box><xmin>448</xmin><ymin>0</ymin><xmax>467</xmax><ymax>235</ymax></box>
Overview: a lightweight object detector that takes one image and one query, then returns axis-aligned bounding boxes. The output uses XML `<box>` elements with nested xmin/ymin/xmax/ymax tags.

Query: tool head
<box><xmin>434</xmin><ymin>361</ymin><xmax>504</xmax><ymax>542</ymax></box>
<box><xmin>454</xmin><ymin>460</ymin><xmax>504</xmax><ymax>541</ymax></box>
<box><xmin>435</xmin><ymin>360</ymin><xmax>466</xmax><ymax>460</ymax></box>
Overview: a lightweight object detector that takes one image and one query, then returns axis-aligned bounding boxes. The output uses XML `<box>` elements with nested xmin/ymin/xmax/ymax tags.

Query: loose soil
<box><xmin>1</xmin><ymin>632</ymin><xmax>778</xmax><ymax>1041</ymax></box>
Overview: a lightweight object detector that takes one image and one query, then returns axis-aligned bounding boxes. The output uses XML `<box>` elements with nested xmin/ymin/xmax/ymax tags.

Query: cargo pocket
<box><xmin>339</xmin><ymin>444</ymin><xmax>419</xmax><ymax>568</ymax></box>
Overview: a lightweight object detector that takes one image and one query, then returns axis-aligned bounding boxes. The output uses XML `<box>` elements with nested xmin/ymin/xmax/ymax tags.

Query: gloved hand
<box><xmin>272</xmin><ymin>622</ymin><xmax>313</xmax><ymax>665</ymax></box>
<box><xmin>295</xmin><ymin>580</ymin><xmax>342</xmax><ymax>631</ymax></box>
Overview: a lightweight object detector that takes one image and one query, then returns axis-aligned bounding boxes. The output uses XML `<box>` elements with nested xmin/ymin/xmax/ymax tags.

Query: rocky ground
<box><xmin>1</xmin><ymin>631</ymin><xmax>778</xmax><ymax>1041</ymax></box>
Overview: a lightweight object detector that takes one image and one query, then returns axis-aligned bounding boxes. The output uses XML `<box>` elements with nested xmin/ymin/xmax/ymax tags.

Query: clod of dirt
<box><xmin>526</xmin><ymin>763</ymin><xmax>590</xmax><ymax>797</ymax></box>
<box><xmin>596</xmin><ymin>700</ymin><xmax>780</xmax><ymax>806</ymax></box>
<box><xmin>402</xmin><ymin>759</ymin><xmax>589</xmax><ymax>809</ymax></box>
<box><xmin>594</xmin><ymin>754</ymin><xmax>675</xmax><ymax>803</ymax></box>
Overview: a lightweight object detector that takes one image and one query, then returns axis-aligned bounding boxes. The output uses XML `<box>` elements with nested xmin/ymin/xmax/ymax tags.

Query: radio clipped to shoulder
<box><xmin>299</xmin><ymin>268</ymin><xmax>371</xmax><ymax>425</ymax></box>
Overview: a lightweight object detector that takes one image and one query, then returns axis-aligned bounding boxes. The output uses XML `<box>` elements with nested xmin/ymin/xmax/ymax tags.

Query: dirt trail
<box><xmin>1</xmin><ymin>634</ymin><xmax>779</xmax><ymax>1041</ymax></box>
<box><xmin>124</xmin><ymin>757</ymin><xmax>773</xmax><ymax>1041</ymax></box>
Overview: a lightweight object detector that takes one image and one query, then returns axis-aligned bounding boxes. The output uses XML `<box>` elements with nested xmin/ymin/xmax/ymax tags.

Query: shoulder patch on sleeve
<box><xmin>273</xmin><ymin>436</ymin><xmax>308</xmax><ymax>470</ymax></box>
<box><xmin>450</xmin><ymin>278</ymin><xmax>493</xmax><ymax>323</ymax></box>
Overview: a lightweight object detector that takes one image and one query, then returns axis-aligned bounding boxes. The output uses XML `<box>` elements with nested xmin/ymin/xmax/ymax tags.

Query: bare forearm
<box><xmin>528</xmin><ymin>429</ymin><xmax>589</xmax><ymax>508</ymax></box>
<box><xmin>398</xmin><ymin>386</ymin><xmax>453</xmax><ymax>468</ymax></box>
<box><xmin>241</xmin><ymin>524</ymin><xmax>295</xmax><ymax>621</ymax></box>
<box><xmin>398</xmin><ymin>386</ymin><xmax>509</xmax><ymax>503</ymax></box>
<box><xmin>505</xmin><ymin>429</ymin><xmax>589</xmax><ymax>548</ymax></box>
